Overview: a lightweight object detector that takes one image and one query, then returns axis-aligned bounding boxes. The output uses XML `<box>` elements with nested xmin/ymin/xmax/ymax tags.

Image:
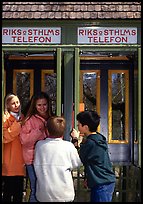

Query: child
<box><xmin>33</xmin><ymin>116</ymin><xmax>82</xmax><ymax>202</ymax></box>
<box><xmin>71</xmin><ymin>110</ymin><xmax>116</xmax><ymax>202</ymax></box>
<box><xmin>2</xmin><ymin>93</ymin><xmax>25</xmax><ymax>202</ymax></box>
<box><xmin>20</xmin><ymin>92</ymin><xmax>52</xmax><ymax>202</ymax></box>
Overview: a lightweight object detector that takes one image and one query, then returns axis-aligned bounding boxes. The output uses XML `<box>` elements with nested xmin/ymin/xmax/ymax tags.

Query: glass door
<box><xmin>78</xmin><ymin>55</ymin><xmax>134</xmax><ymax>164</ymax></box>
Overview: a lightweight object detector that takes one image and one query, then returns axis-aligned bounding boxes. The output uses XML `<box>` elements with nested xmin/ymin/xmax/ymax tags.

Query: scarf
<box><xmin>10</xmin><ymin>111</ymin><xmax>21</xmax><ymax>121</ymax></box>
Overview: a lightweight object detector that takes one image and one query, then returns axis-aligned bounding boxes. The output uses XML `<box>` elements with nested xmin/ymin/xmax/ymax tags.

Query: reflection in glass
<box><xmin>83</xmin><ymin>73</ymin><xmax>97</xmax><ymax>111</ymax></box>
<box><xmin>44</xmin><ymin>73</ymin><xmax>57</xmax><ymax>115</ymax></box>
<box><xmin>112</xmin><ymin>73</ymin><xmax>125</xmax><ymax>140</ymax></box>
<box><xmin>16</xmin><ymin>72</ymin><xmax>31</xmax><ymax>113</ymax></box>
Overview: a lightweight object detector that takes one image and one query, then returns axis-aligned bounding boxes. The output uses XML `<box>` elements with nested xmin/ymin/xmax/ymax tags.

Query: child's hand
<box><xmin>70</xmin><ymin>128</ymin><xmax>80</xmax><ymax>149</ymax></box>
<box><xmin>83</xmin><ymin>178</ymin><xmax>88</xmax><ymax>189</ymax></box>
<box><xmin>70</xmin><ymin>128</ymin><xmax>80</xmax><ymax>139</ymax></box>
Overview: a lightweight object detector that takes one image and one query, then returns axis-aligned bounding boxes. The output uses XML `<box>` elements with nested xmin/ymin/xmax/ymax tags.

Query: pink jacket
<box><xmin>20</xmin><ymin>114</ymin><xmax>49</xmax><ymax>165</ymax></box>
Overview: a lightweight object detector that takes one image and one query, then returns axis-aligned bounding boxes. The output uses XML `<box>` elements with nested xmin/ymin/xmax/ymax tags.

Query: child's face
<box><xmin>77</xmin><ymin>121</ymin><xmax>88</xmax><ymax>135</ymax></box>
<box><xmin>9</xmin><ymin>96</ymin><xmax>21</xmax><ymax>113</ymax></box>
<box><xmin>36</xmin><ymin>98</ymin><xmax>48</xmax><ymax>116</ymax></box>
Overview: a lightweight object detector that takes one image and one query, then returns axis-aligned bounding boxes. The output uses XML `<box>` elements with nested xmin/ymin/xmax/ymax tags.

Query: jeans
<box><xmin>26</xmin><ymin>164</ymin><xmax>38</xmax><ymax>202</ymax></box>
<box><xmin>90</xmin><ymin>182</ymin><xmax>115</xmax><ymax>202</ymax></box>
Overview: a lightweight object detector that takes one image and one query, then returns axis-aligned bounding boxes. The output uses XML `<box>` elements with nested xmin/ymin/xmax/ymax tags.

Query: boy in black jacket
<box><xmin>71</xmin><ymin>110</ymin><xmax>116</xmax><ymax>202</ymax></box>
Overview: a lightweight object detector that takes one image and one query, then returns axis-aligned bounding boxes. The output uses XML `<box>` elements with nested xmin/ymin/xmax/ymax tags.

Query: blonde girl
<box><xmin>2</xmin><ymin>93</ymin><xmax>25</xmax><ymax>202</ymax></box>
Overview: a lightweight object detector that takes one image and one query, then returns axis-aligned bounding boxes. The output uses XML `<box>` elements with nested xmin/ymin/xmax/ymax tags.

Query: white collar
<box><xmin>10</xmin><ymin>111</ymin><xmax>20</xmax><ymax>120</ymax></box>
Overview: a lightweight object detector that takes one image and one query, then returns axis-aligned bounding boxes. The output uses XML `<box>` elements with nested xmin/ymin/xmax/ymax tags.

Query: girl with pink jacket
<box><xmin>20</xmin><ymin>92</ymin><xmax>52</xmax><ymax>202</ymax></box>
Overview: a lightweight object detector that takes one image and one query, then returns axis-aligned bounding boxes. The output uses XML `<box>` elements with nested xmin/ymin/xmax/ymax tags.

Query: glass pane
<box><xmin>83</xmin><ymin>72</ymin><xmax>97</xmax><ymax>111</ymax></box>
<box><xmin>16</xmin><ymin>72</ymin><xmax>31</xmax><ymax>113</ymax></box>
<box><xmin>44</xmin><ymin>73</ymin><xmax>57</xmax><ymax>115</ymax></box>
<box><xmin>112</xmin><ymin>73</ymin><xmax>125</xmax><ymax>140</ymax></box>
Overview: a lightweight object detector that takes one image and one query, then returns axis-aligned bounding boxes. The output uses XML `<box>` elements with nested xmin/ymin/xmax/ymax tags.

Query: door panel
<box><xmin>80</xmin><ymin>70</ymin><xmax>100</xmax><ymax>132</ymax></box>
<box><xmin>4</xmin><ymin>54</ymin><xmax>56</xmax><ymax>114</ymax></box>
<box><xmin>80</xmin><ymin>57</ymin><xmax>133</xmax><ymax>163</ymax></box>
<box><xmin>41</xmin><ymin>70</ymin><xmax>57</xmax><ymax>114</ymax></box>
<box><xmin>13</xmin><ymin>69</ymin><xmax>34</xmax><ymax>113</ymax></box>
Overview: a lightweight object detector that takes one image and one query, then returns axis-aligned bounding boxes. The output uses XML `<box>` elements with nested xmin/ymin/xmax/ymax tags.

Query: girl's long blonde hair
<box><xmin>4</xmin><ymin>93</ymin><xmax>21</xmax><ymax>114</ymax></box>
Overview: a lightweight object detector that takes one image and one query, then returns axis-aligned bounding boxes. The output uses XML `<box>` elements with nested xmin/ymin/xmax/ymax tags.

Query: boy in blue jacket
<box><xmin>71</xmin><ymin>110</ymin><xmax>116</xmax><ymax>202</ymax></box>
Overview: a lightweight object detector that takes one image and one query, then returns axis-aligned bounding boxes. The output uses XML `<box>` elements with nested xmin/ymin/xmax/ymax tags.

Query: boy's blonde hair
<box><xmin>47</xmin><ymin>116</ymin><xmax>66</xmax><ymax>137</ymax></box>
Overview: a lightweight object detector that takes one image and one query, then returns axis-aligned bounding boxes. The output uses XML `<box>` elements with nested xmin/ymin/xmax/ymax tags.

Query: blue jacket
<box><xmin>79</xmin><ymin>132</ymin><xmax>116</xmax><ymax>188</ymax></box>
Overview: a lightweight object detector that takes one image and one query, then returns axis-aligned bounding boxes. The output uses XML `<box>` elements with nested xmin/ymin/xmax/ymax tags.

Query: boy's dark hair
<box><xmin>76</xmin><ymin>110</ymin><xmax>100</xmax><ymax>132</ymax></box>
<box><xmin>47</xmin><ymin>116</ymin><xmax>66</xmax><ymax>137</ymax></box>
